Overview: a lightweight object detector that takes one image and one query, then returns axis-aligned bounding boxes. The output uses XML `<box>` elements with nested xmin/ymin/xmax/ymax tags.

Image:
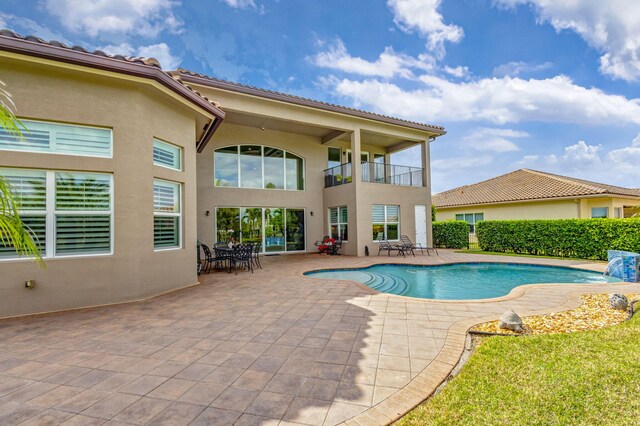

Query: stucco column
<box><xmin>350</xmin><ymin>128</ymin><xmax>362</xmax><ymax>184</ymax></box>
<box><xmin>384</xmin><ymin>153</ymin><xmax>392</xmax><ymax>183</ymax></box>
<box><xmin>422</xmin><ymin>139</ymin><xmax>434</xmax><ymax>247</ymax></box>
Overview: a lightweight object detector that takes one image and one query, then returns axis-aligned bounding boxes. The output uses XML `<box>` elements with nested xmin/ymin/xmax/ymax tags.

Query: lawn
<box><xmin>397</xmin><ymin>310</ymin><xmax>640</xmax><ymax>425</ymax></box>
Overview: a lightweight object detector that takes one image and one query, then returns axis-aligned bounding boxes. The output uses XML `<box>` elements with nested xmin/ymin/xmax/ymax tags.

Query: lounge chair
<box><xmin>400</xmin><ymin>234</ymin><xmax>438</xmax><ymax>256</ymax></box>
<box><xmin>378</xmin><ymin>239</ymin><xmax>406</xmax><ymax>257</ymax></box>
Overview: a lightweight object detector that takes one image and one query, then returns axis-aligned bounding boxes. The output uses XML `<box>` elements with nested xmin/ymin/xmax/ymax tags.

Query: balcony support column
<box><xmin>350</xmin><ymin>128</ymin><xmax>362</xmax><ymax>184</ymax></box>
<box><xmin>422</xmin><ymin>139</ymin><xmax>433</xmax><ymax>247</ymax></box>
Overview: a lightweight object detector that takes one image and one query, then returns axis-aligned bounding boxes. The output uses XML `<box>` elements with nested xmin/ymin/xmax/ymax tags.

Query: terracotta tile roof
<box><xmin>0</xmin><ymin>29</ymin><xmax>224</xmax><ymax>117</ymax></box>
<box><xmin>433</xmin><ymin>169</ymin><xmax>640</xmax><ymax>208</ymax></box>
<box><xmin>176</xmin><ymin>68</ymin><xmax>446</xmax><ymax>135</ymax></box>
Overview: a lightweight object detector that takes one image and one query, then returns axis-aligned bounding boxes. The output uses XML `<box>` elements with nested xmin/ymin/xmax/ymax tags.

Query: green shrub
<box><xmin>476</xmin><ymin>218</ymin><xmax>640</xmax><ymax>260</ymax></box>
<box><xmin>433</xmin><ymin>220</ymin><xmax>469</xmax><ymax>249</ymax></box>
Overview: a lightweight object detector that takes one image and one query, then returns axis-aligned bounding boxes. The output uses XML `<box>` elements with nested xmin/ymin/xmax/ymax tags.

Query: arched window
<box><xmin>214</xmin><ymin>145</ymin><xmax>305</xmax><ymax>190</ymax></box>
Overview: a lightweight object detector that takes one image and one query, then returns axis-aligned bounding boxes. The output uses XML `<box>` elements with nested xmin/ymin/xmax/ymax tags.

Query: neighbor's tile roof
<box><xmin>176</xmin><ymin>68</ymin><xmax>446</xmax><ymax>135</ymax></box>
<box><xmin>433</xmin><ymin>169</ymin><xmax>640</xmax><ymax>208</ymax></box>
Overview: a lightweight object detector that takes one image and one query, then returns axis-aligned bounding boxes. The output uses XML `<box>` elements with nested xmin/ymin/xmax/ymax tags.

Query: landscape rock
<box><xmin>609</xmin><ymin>293</ymin><xmax>629</xmax><ymax>311</ymax></box>
<box><xmin>498</xmin><ymin>310</ymin><xmax>524</xmax><ymax>332</ymax></box>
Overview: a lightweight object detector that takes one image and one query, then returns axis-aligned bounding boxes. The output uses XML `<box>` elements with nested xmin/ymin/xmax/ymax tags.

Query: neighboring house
<box><xmin>0</xmin><ymin>31</ymin><xmax>445</xmax><ymax>317</ymax></box>
<box><xmin>434</xmin><ymin>169</ymin><xmax>640</xmax><ymax>233</ymax></box>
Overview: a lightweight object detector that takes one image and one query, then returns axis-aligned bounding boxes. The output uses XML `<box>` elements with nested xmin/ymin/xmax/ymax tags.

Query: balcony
<box><xmin>324</xmin><ymin>162</ymin><xmax>424</xmax><ymax>188</ymax></box>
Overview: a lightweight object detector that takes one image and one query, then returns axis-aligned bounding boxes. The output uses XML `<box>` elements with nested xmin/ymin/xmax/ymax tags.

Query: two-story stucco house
<box><xmin>0</xmin><ymin>31</ymin><xmax>445</xmax><ymax>317</ymax></box>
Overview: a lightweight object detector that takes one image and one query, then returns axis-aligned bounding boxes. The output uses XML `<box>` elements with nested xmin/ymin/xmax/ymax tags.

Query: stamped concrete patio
<box><xmin>0</xmin><ymin>251</ymin><xmax>638</xmax><ymax>425</ymax></box>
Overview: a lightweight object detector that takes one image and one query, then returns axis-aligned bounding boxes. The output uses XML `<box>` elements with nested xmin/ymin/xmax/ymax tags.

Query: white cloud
<box><xmin>492</xmin><ymin>61</ymin><xmax>553</xmax><ymax>77</ymax></box>
<box><xmin>321</xmin><ymin>74</ymin><xmax>640</xmax><ymax>125</ymax></box>
<box><xmin>221</xmin><ymin>0</ymin><xmax>264</xmax><ymax>13</ymax></box>
<box><xmin>461</xmin><ymin>128</ymin><xmax>527</xmax><ymax>152</ymax></box>
<box><xmin>0</xmin><ymin>13</ymin><xmax>71</xmax><ymax>44</ymax></box>
<box><xmin>309</xmin><ymin>39</ymin><xmax>435</xmax><ymax>79</ymax></box>
<box><xmin>494</xmin><ymin>0</ymin><xmax>640</xmax><ymax>81</ymax></box>
<box><xmin>45</xmin><ymin>0</ymin><xmax>182</xmax><ymax>38</ymax></box>
<box><xmin>100</xmin><ymin>42</ymin><xmax>181</xmax><ymax>69</ymax></box>
<box><xmin>516</xmin><ymin>136</ymin><xmax>640</xmax><ymax>181</ymax></box>
<box><xmin>387</xmin><ymin>0</ymin><xmax>463</xmax><ymax>57</ymax></box>
<box><xmin>443</xmin><ymin>65</ymin><xmax>470</xmax><ymax>78</ymax></box>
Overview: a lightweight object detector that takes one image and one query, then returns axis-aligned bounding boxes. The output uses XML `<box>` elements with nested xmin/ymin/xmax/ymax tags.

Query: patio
<box><xmin>0</xmin><ymin>251</ymin><xmax>638</xmax><ymax>425</ymax></box>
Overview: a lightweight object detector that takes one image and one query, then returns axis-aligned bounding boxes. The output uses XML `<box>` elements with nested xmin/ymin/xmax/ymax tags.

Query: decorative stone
<box><xmin>609</xmin><ymin>293</ymin><xmax>629</xmax><ymax>311</ymax></box>
<box><xmin>498</xmin><ymin>310</ymin><xmax>524</xmax><ymax>332</ymax></box>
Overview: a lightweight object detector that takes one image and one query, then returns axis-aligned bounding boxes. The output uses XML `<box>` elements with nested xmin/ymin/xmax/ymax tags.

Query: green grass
<box><xmin>397</xmin><ymin>312</ymin><xmax>640</xmax><ymax>426</ymax></box>
<box><xmin>456</xmin><ymin>249</ymin><xmax>605</xmax><ymax>263</ymax></box>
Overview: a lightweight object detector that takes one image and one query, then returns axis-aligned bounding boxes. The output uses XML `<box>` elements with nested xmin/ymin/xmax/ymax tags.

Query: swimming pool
<box><xmin>304</xmin><ymin>263</ymin><xmax>620</xmax><ymax>300</ymax></box>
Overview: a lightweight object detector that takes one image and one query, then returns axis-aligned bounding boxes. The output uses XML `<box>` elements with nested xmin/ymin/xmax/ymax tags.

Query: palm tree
<box><xmin>0</xmin><ymin>80</ymin><xmax>43</xmax><ymax>265</ymax></box>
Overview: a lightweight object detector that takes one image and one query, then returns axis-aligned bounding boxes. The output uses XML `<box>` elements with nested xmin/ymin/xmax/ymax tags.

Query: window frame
<box><xmin>455</xmin><ymin>213</ymin><xmax>484</xmax><ymax>233</ymax></box>
<box><xmin>591</xmin><ymin>207</ymin><xmax>608</xmax><ymax>219</ymax></box>
<box><xmin>0</xmin><ymin>118</ymin><xmax>113</xmax><ymax>158</ymax></box>
<box><xmin>0</xmin><ymin>168</ymin><xmax>114</xmax><ymax>261</ymax></box>
<box><xmin>153</xmin><ymin>138</ymin><xmax>183</xmax><ymax>171</ymax></box>
<box><xmin>153</xmin><ymin>178</ymin><xmax>183</xmax><ymax>251</ymax></box>
<box><xmin>214</xmin><ymin>145</ymin><xmax>305</xmax><ymax>191</ymax></box>
<box><xmin>328</xmin><ymin>206</ymin><xmax>348</xmax><ymax>241</ymax></box>
<box><xmin>372</xmin><ymin>204</ymin><xmax>400</xmax><ymax>241</ymax></box>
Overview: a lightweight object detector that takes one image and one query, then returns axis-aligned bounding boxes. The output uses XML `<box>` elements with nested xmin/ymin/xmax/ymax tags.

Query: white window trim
<box><xmin>154</xmin><ymin>178</ymin><xmax>183</xmax><ymax>251</ymax></box>
<box><xmin>153</xmin><ymin>138</ymin><xmax>183</xmax><ymax>171</ymax></box>
<box><xmin>373</xmin><ymin>204</ymin><xmax>400</xmax><ymax>242</ymax></box>
<box><xmin>328</xmin><ymin>206</ymin><xmax>348</xmax><ymax>241</ymax></box>
<box><xmin>0</xmin><ymin>118</ymin><xmax>113</xmax><ymax>158</ymax></box>
<box><xmin>214</xmin><ymin>145</ymin><xmax>306</xmax><ymax>191</ymax></box>
<box><xmin>0</xmin><ymin>169</ymin><xmax>114</xmax><ymax>261</ymax></box>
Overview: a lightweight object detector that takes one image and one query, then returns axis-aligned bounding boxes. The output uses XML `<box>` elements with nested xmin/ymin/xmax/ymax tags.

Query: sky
<box><xmin>2</xmin><ymin>0</ymin><xmax>640</xmax><ymax>193</ymax></box>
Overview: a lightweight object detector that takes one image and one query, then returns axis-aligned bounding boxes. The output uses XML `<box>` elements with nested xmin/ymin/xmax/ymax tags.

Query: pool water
<box><xmin>304</xmin><ymin>263</ymin><xmax>620</xmax><ymax>300</ymax></box>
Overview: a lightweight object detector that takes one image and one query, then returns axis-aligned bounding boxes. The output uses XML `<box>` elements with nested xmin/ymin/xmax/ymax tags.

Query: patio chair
<box><xmin>201</xmin><ymin>243</ymin><xmax>226</xmax><ymax>273</ymax></box>
<box><xmin>328</xmin><ymin>239</ymin><xmax>342</xmax><ymax>255</ymax></box>
<box><xmin>378</xmin><ymin>239</ymin><xmax>406</xmax><ymax>257</ymax></box>
<box><xmin>251</xmin><ymin>244</ymin><xmax>262</xmax><ymax>269</ymax></box>
<box><xmin>400</xmin><ymin>235</ymin><xmax>439</xmax><ymax>256</ymax></box>
<box><xmin>231</xmin><ymin>243</ymin><xmax>254</xmax><ymax>274</ymax></box>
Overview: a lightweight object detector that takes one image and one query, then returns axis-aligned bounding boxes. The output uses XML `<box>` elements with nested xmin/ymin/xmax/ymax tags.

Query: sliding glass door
<box><xmin>215</xmin><ymin>207</ymin><xmax>305</xmax><ymax>252</ymax></box>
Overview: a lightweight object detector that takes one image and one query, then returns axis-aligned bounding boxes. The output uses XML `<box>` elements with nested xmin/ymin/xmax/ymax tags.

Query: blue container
<box><xmin>607</xmin><ymin>250</ymin><xmax>640</xmax><ymax>282</ymax></box>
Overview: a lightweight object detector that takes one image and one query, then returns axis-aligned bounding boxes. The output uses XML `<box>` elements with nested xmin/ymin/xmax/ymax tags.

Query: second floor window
<box><xmin>214</xmin><ymin>145</ymin><xmax>304</xmax><ymax>190</ymax></box>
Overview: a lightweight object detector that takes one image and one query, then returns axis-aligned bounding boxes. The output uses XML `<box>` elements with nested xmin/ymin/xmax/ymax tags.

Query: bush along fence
<box><xmin>475</xmin><ymin>218</ymin><xmax>640</xmax><ymax>260</ymax></box>
<box><xmin>433</xmin><ymin>220</ymin><xmax>470</xmax><ymax>249</ymax></box>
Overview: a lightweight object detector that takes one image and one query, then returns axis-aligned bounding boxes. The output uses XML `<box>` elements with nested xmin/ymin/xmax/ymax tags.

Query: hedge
<box><xmin>476</xmin><ymin>218</ymin><xmax>640</xmax><ymax>260</ymax></box>
<box><xmin>433</xmin><ymin>220</ymin><xmax>469</xmax><ymax>249</ymax></box>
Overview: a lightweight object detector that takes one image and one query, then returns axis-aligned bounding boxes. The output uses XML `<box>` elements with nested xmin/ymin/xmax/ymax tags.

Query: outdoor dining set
<box><xmin>197</xmin><ymin>242</ymin><xmax>261</xmax><ymax>275</ymax></box>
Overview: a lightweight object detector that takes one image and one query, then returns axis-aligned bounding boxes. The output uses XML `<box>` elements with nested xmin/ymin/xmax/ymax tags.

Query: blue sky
<box><xmin>2</xmin><ymin>0</ymin><xmax>640</xmax><ymax>193</ymax></box>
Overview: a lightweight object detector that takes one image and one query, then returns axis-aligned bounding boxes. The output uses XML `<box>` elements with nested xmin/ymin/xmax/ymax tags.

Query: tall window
<box><xmin>455</xmin><ymin>213</ymin><xmax>484</xmax><ymax>233</ymax></box>
<box><xmin>0</xmin><ymin>169</ymin><xmax>112</xmax><ymax>259</ymax></box>
<box><xmin>154</xmin><ymin>180</ymin><xmax>182</xmax><ymax>249</ymax></box>
<box><xmin>328</xmin><ymin>147</ymin><xmax>341</xmax><ymax>169</ymax></box>
<box><xmin>0</xmin><ymin>119</ymin><xmax>112</xmax><ymax>157</ymax></box>
<box><xmin>214</xmin><ymin>145</ymin><xmax>304</xmax><ymax>190</ymax></box>
<box><xmin>329</xmin><ymin>206</ymin><xmax>348</xmax><ymax>241</ymax></box>
<box><xmin>153</xmin><ymin>139</ymin><xmax>182</xmax><ymax>170</ymax></box>
<box><xmin>372</xmin><ymin>205</ymin><xmax>399</xmax><ymax>241</ymax></box>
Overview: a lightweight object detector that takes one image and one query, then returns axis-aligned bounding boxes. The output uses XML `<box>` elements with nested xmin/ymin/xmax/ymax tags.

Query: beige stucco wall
<box><xmin>197</xmin><ymin>123</ymin><xmax>326</xmax><ymax>252</ymax></box>
<box><xmin>0</xmin><ymin>56</ymin><xmax>203</xmax><ymax>318</ymax></box>
<box><xmin>436</xmin><ymin>196</ymin><xmax>640</xmax><ymax>222</ymax></box>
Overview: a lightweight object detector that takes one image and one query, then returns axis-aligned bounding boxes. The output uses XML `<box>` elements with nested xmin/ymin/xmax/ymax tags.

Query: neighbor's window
<box><xmin>0</xmin><ymin>169</ymin><xmax>113</xmax><ymax>259</ymax></box>
<box><xmin>614</xmin><ymin>207</ymin><xmax>622</xmax><ymax>218</ymax></box>
<box><xmin>154</xmin><ymin>179</ymin><xmax>182</xmax><ymax>249</ymax></box>
<box><xmin>214</xmin><ymin>145</ymin><xmax>304</xmax><ymax>190</ymax></box>
<box><xmin>153</xmin><ymin>139</ymin><xmax>182</xmax><ymax>171</ymax></box>
<box><xmin>329</xmin><ymin>206</ymin><xmax>348</xmax><ymax>241</ymax></box>
<box><xmin>591</xmin><ymin>207</ymin><xmax>608</xmax><ymax>218</ymax></box>
<box><xmin>372</xmin><ymin>205</ymin><xmax>399</xmax><ymax>240</ymax></box>
<box><xmin>455</xmin><ymin>213</ymin><xmax>484</xmax><ymax>233</ymax></box>
<box><xmin>0</xmin><ymin>119</ymin><xmax>112</xmax><ymax>157</ymax></box>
